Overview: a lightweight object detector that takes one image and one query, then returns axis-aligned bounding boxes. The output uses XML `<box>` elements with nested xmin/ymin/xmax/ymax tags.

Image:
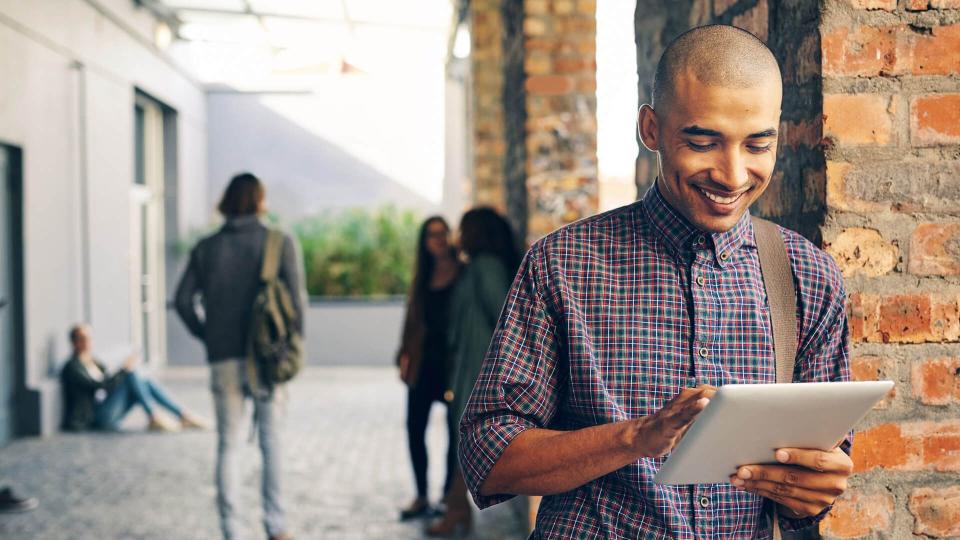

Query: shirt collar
<box><xmin>223</xmin><ymin>214</ymin><xmax>263</xmax><ymax>231</ymax></box>
<box><xmin>640</xmin><ymin>180</ymin><xmax>754</xmax><ymax>267</ymax></box>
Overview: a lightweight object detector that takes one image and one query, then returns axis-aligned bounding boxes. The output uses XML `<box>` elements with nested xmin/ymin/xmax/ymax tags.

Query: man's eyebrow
<box><xmin>747</xmin><ymin>128</ymin><xmax>778</xmax><ymax>138</ymax></box>
<box><xmin>680</xmin><ymin>125</ymin><xmax>722</xmax><ymax>137</ymax></box>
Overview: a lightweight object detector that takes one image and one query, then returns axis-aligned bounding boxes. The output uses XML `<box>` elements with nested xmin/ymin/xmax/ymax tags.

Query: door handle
<box><xmin>0</xmin><ymin>297</ymin><xmax>7</xmax><ymax>309</ymax></box>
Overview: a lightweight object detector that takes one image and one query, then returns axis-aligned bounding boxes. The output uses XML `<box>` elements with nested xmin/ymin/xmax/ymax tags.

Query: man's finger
<box><xmin>774</xmin><ymin>447</ymin><xmax>853</xmax><ymax>474</ymax></box>
<box><xmin>665</xmin><ymin>397</ymin><xmax>709</xmax><ymax>429</ymax></box>
<box><xmin>733</xmin><ymin>465</ymin><xmax>847</xmax><ymax>495</ymax></box>
<box><xmin>730</xmin><ymin>478</ymin><xmax>837</xmax><ymax>507</ymax></box>
<box><xmin>742</xmin><ymin>485</ymin><xmax>827</xmax><ymax>518</ymax></box>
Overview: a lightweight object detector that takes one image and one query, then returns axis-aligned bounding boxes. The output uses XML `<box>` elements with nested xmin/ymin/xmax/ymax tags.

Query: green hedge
<box><xmin>294</xmin><ymin>206</ymin><xmax>420</xmax><ymax>298</ymax></box>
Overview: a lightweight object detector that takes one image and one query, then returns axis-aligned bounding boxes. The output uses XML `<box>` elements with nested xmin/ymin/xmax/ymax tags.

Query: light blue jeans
<box><xmin>210</xmin><ymin>358</ymin><xmax>286</xmax><ymax>540</ymax></box>
<box><xmin>95</xmin><ymin>370</ymin><xmax>183</xmax><ymax>430</ymax></box>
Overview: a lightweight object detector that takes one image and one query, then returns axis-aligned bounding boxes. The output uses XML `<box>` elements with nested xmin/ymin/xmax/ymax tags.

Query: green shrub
<box><xmin>294</xmin><ymin>206</ymin><xmax>420</xmax><ymax>298</ymax></box>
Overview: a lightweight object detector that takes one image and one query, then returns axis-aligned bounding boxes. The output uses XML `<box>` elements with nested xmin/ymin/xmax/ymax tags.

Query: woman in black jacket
<box><xmin>396</xmin><ymin>216</ymin><xmax>460</xmax><ymax>520</ymax></box>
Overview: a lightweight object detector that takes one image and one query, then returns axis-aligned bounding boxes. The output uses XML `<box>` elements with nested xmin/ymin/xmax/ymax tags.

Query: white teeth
<box><xmin>699</xmin><ymin>188</ymin><xmax>741</xmax><ymax>205</ymax></box>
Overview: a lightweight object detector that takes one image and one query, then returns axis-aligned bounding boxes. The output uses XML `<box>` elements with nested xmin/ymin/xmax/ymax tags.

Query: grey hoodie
<box><xmin>174</xmin><ymin>215</ymin><xmax>306</xmax><ymax>362</ymax></box>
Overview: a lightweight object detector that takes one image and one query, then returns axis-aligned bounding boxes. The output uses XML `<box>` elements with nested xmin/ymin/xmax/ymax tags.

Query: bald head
<box><xmin>652</xmin><ymin>25</ymin><xmax>781</xmax><ymax>110</ymax></box>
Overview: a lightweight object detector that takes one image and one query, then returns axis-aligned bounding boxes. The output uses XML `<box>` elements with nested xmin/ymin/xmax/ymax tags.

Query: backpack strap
<box><xmin>752</xmin><ymin>216</ymin><xmax>798</xmax><ymax>386</ymax></box>
<box><xmin>261</xmin><ymin>229</ymin><xmax>284</xmax><ymax>282</ymax></box>
<box><xmin>752</xmin><ymin>216</ymin><xmax>812</xmax><ymax>540</ymax></box>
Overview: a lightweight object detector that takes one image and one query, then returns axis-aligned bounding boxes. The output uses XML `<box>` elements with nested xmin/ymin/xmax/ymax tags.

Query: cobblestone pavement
<box><xmin>0</xmin><ymin>368</ymin><xmax>527</xmax><ymax>540</ymax></box>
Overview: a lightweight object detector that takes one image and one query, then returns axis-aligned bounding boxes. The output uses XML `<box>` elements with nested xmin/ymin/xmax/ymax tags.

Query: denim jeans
<box><xmin>210</xmin><ymin>358</ymin><xmax>286</xmax><ymax>540</ymax></box>
<box><xmin>94</xmin><ymin>370</ymin><xmax>183</xmax><ymax>430</ymax></box>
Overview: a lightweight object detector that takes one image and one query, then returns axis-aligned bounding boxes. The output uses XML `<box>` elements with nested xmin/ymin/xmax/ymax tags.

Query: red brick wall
<box><xmin>468</xmin><ymin>0</ymin><xmax>598</xmax><ymax>243</ymax></box>
<box><xmin>523</xmin><ymin>0</ymin><xmax>598</xmax><ymax>240</ymax></box>
<box><xmin>819</xmin><ymin>1</ymin><xmax>960</xmax><ymax>538</ymax></box>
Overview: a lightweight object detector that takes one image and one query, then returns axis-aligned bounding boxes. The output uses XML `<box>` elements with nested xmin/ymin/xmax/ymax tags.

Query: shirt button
<box><xmin>699</xmin><ymin>496</ymin><xmax>710</xmax><ymax>508</ymax></box>
<box><xmin>698</xmin><ymin>347</ymin><xmax>709</xmax><ymax>358</ymax></box>
<box><xmin>695</xmin><ymin>235</ymin><xmax>706</xmax><ymax>246</ymax></box>
<box><xmin>719</xmin><ymin>251</ymin><xmax>729</xmax><ymax>261</ymax></box>
<box><xmin>696</xmin><ymin>275</ymin><xmax>705</xmax><ymax>287</ymax></box>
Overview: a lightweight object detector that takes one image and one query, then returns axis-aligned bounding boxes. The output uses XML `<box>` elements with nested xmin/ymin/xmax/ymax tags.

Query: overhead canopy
<box><xmin>157</xmin><ymin>0</ymin><xmax>453</xmax><ymax>90</ymax></box>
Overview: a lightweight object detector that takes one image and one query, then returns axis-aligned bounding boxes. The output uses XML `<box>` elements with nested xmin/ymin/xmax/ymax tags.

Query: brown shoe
<box><xmin>426</xmin><ymin>472</ymin><xmax>472</xmax><ymax>537</ymax></box>
<box><xmin>268</xmin><ymin>533</ymin><xmax>293</xmax><ymax>540</ymax></box>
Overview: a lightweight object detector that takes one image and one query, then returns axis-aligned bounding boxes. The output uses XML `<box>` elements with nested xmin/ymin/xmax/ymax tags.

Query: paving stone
<box><xmin>0</xmin><ymin>367</ymin><xmax>526</xmax><ymax>540</ymax></box>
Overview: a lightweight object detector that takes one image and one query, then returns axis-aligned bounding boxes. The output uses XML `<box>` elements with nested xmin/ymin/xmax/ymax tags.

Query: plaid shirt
<box><xmin>459</xmin><ymin>184</ymin><xmax>850</xmax><ymax>539</ymax></box>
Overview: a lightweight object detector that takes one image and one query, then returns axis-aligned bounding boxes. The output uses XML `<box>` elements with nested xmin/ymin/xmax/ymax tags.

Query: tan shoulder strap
<box><xmin>751</xmin><ymin>216</ymin><xmax>798</xmax><ymax>386</ymax></box>
<box><xmin>753</xmin><ymin>216</ymin><xmax>808</xmax><ymax>540</ymax></box>
<box><xmin>261</xmin><ymin>229</ymin><xmax>284</xmax><ymax>282</ymax></box>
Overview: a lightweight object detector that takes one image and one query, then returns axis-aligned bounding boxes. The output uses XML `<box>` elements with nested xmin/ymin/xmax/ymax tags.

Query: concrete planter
<box><xmin>305</xmin><ymin>296</ymin><xmax>406</xmax><ymax>366</ymax></box>
<box><xmin>167</xmin><ymin>296</ymin><xmax>407</xmax><ymax>367</ymax></box>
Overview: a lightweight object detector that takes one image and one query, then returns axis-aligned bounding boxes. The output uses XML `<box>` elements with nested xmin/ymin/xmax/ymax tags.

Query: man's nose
<box><xmin>713</xmin><ymin>150</ymin><xmax>750</xmax><ymax>192</ymax></box>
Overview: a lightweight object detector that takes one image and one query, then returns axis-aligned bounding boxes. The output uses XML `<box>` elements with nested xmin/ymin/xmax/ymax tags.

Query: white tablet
<box><xmin>654</xmin><ymin>381</ymin><xmax>893</xmax><ymax>485</ymax></box>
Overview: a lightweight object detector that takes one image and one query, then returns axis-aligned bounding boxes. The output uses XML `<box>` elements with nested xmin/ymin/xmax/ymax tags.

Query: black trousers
<box><xmin>406</xmin><ymin>365</ymin><xmax>456</xmax><ymax>499</ymax></box>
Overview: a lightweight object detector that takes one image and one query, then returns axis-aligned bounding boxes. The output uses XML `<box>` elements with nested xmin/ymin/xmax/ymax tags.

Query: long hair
<box><xmin>458</xmin><ymin>207</ymin><xmax>521</xmax><ymax>276</ymax></box>
<box><xmin>217</xmin><ymin>172</ymin><xmax>264</xmax><ymax>218</ymax></box>
<box><xmin>411</xmin><ymin>216</ymin><xmax>454</xmax><ymax>303</ymax></box>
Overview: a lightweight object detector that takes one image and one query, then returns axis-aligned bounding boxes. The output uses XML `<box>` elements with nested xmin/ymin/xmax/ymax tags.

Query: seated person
<box><xmin>61</xmin><ymin>324</ymin><xmax>208</xmax><ymax>432</ymax></box>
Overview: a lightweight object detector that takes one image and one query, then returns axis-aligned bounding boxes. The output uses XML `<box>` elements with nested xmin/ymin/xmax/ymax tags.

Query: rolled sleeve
<box><xmin>458</xmin><ymin>244</ymin><xmax>563</xmax><ymax>509</ymax></box>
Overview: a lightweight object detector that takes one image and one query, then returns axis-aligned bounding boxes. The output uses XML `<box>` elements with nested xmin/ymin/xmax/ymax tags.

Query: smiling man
<box><xmin>458</xmin><ymin>25</ymin><xmax>852</xmax><ymax>538</ymax></box>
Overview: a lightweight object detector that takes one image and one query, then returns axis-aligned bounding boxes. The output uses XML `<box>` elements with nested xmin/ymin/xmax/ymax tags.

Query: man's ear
<box><xmin>637</xmin><ymin>104</ymin><xmax>660</xmax><ymax>153</ymax></box>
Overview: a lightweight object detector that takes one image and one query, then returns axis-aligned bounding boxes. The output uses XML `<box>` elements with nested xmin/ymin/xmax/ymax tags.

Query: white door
<box><xmin>131</xmin><ymin>97</ymin><xmax>167</xmax><ymax>366</ymax></box>
<box><xmin>0</xmin><ymin>146</ymin><xmax>15</xmax><ymax>445</ymax></box>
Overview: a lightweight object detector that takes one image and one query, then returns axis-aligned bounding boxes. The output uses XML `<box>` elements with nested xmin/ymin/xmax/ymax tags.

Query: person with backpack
<box><xmin>175</xmin><ymin>172</ymin><xmax>305</xmax><ymax>540</ymax></box>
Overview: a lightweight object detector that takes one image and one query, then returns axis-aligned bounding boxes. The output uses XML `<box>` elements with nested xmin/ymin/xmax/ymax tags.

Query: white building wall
<box><xmin>0</xmin><ymin>0</ymin><xmax>207</xmax><ymax>434</ymax></box>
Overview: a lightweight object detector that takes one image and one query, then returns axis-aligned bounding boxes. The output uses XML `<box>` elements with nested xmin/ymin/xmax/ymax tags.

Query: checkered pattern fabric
<box><xmin>459</xmin><ymin>184</ymin><xmax>851</xmax><ymax>539</ymax></box>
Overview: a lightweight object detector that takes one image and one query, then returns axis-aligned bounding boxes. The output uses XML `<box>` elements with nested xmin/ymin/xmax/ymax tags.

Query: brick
<box><xmin>523</xmin><ymin>17</ymin><xmax>548</xmax><ymax>36</ymax></box>
<box><xmin>732</xmin><ymin>0</ymin><xmax>768</xmax><ymax>42</ymax></box>
<box><xmin>822</xmin><ymin>26</ymin><xmax>898</xmax><ymax>76</ymax></box>
<box><xmin>823</xmin><ymin>94</ymin><xmax>892</xmax><ymax>146</ymax></box>
<box><xmin>850</xmin><ymin>293</ymin><xmax>960</xmax><ymax>343</ymax></box>
<box><xmin>525</xmin><ymin>75</ymin><xmax>575</xmax><ymax>95</ymax></box>
<box><xmin>526</xmin><ymin>0</ymin><xmax>549</xmax><ymax>15</ymax></box>
<box><xmin>911</xmin><ymin>94</ymin><xmax>960</xmax><ymax>147</ymax></box>
<box><xmin>852</xmin><ymin>423</ymin><xmax>913</xmax><ymax>472</ymax></box>
<box><xmin>847</xmin><ymin>292</ymin><xmax>881</xmax><ymax>343</ymax></box>
<box><xmin>821</xmin><ymin>490</ymin><xmax>895</xmax><ymax>538</ymax></box>
<box><xmin>913</xmin><ymin>358</ymin><xmax>960</xmax><ymax>405</ymax></box>
<box><xmin>852</xmin><ymin>356</ymin><xmax>898</xmax><ymax>408</ymax></box>
<box><xmin>849</xmin><ymin>0</ymin><xmax>896</xmax><ymax>8</ymax></box>
<box><xmin>879</xmin><ymin>294</ymin><xmax>933</xmax><ymax>343</ymax></box>
<box><xmin>832</xmin><ymin>159</ymin><xmax>960</xmax><ymax>214</ymax></box>
<box><xmin>826</xmin><ymin>161</ymin><xmax>887</xmax><ymax>213</ymax></box>
<box><xmin>854</xmin><ymin>420</ymin><xmax>960</xmax><ymax>472</ymax></box>
<box><xmin>911</xmin><ymin>25</ymin><xmax>960</xmax><ymax>75</ymax></box>
<box><xmin>909</xmin><ymin>486</ymin><xmax>960</xmax><ymax>537</ymax></box>
<box><xmin>906</xmin><ymin>420</ymin><xmax>960</xmax><ymax>471</ymax></box>
<box><xmin>576</xmin><ymin>0</ymin><xmax>596</xmax><ymax>15</ymax></box>
<box><xmin>908</xmin><ymin>0</ymin><xmax>930</xmax><ymax>8</ymax></box>
<box><xmin>910</xmin><ymin>223</ymin><xmax>960</xmax><ymax>276</ymax></box>
<box><xmin>554</xmin><ymin>57</ymin><xmax>593</xmax><ymax>74</ymax></box>
<box><xmin>779</xmin><ymin>119</ymin><xmax>821</xmax><ymax>150</ymax></box>
<box><xmin>554</xmin><ymin>0</ymin><xmax>575</xmax><ymax>14</ymax></box>
<box><xmin>825</xmin><ymin>228</ymin><xmax>899</xmax><ymax>277</ymax></box>
<box><xmin>931</xmin><ymin>0</ymin><xmax>960</xmax><ymax>6</ymax></box>
<box><xmin>524</xmin><ymin>53</ymin><xmax>553</xmax><ymax>75</ymax></box>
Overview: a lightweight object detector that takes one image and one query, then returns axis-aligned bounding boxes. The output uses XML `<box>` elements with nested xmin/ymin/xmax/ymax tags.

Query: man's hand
<box><xmin>730</xmin><ymin>447</ymin><xmax>852</xmax><ymax>518</ymax></box>
<box><xmin>633</xmin><ymin>384</ymin><xmax>716</xmax><ymax>458</ymax></box>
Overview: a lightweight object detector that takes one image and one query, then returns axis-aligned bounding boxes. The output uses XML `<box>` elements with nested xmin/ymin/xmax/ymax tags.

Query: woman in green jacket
<box><xmin>427</xmin><ymin>207</ymin><xmax>520</xmax><ymax>537</ymax></box>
